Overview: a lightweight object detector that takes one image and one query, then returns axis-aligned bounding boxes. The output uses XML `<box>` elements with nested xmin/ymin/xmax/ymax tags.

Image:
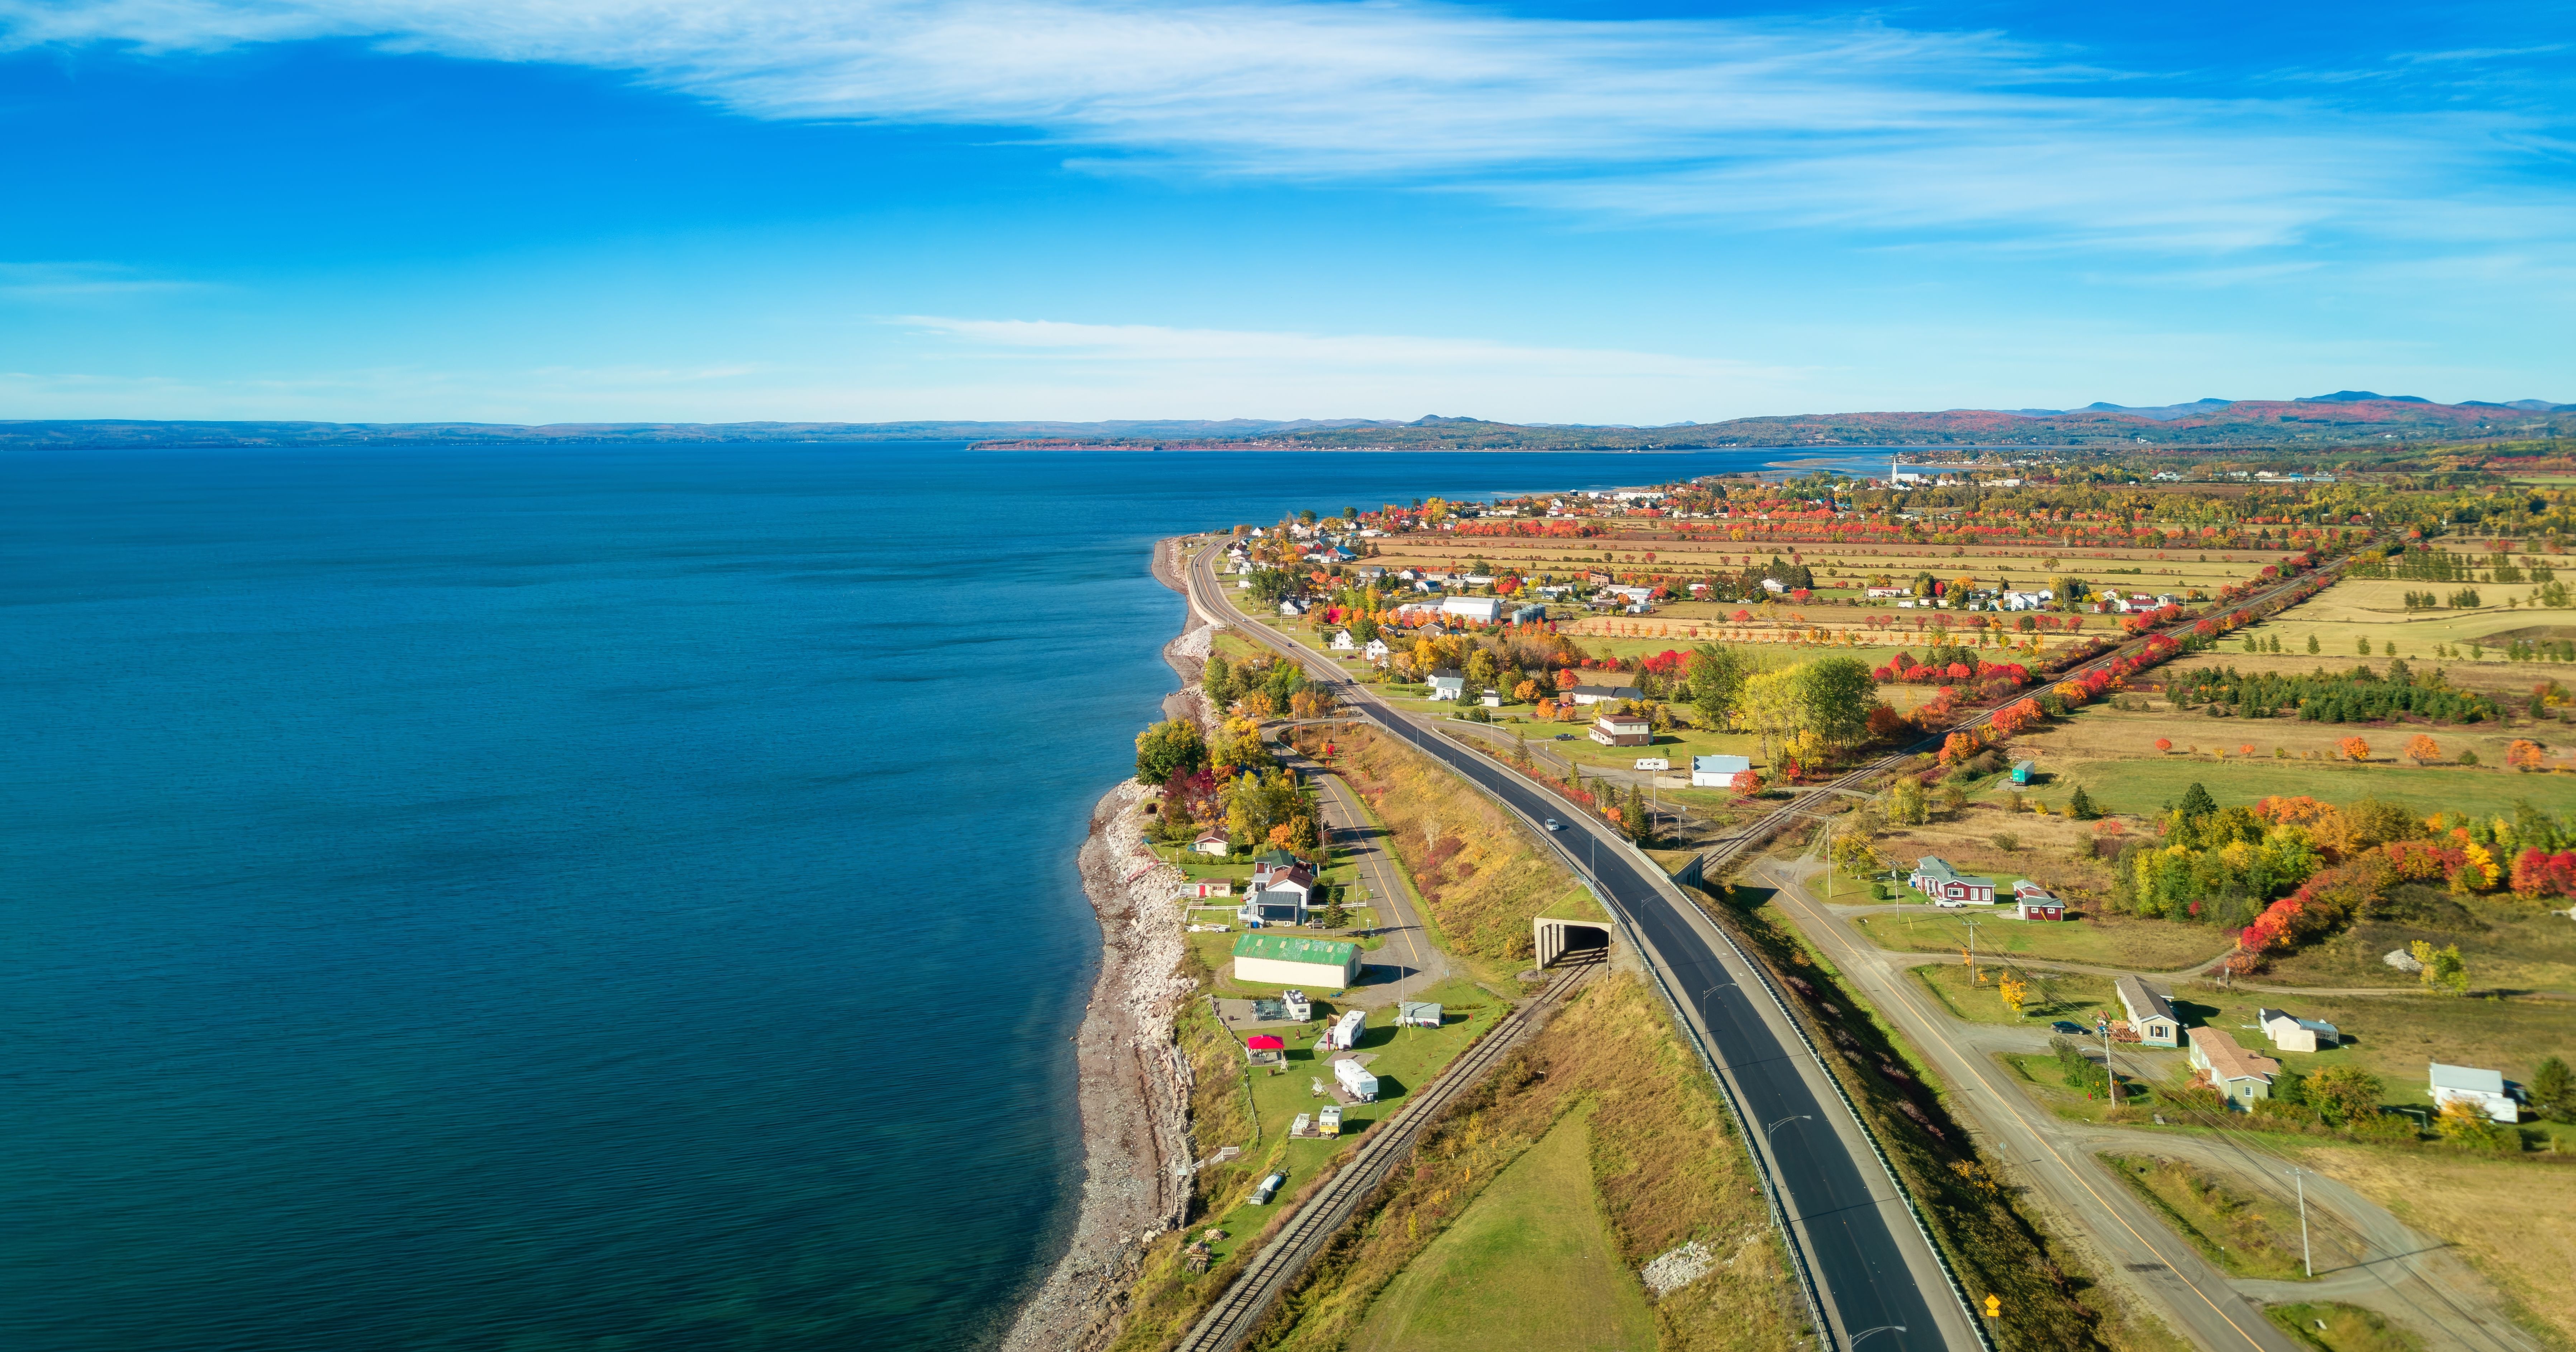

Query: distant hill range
<box><xmin>4</xmin><ymin>393</ymin><xmax>2567</xmax><ymax>452</ymax></box>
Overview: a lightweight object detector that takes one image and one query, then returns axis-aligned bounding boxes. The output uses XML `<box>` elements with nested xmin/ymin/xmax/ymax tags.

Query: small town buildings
<box><xmin>1192</xmin><ymin>831</ymin><xmax>1231</xmax><ymax>858</ymax></box>
<box><xmin>1239</xmin><ymin>850</ymin><xmax>1317</xmax><ymax>926</ymax></box>
<box><xmin>2430</xmin><ymin>1063</ymin><xmax>2520</xmax><ymax>1123</ymax></box>
<box><xmin>1330</xmin><ymin>629</ymin><xmax>1355</xmax><ymax>651</ymax></box>
<box><xmin>1278</xmin><ymin>599</ymin><xmax>1305</xmax><ymax>617</ymax></box>
<box><xmin>1565</xmin><ymin>683</ymin><xmax>1644</xmax><ymax>706</ymax></box>
<box><xmin>2187</xmin><ymin>1027</ymin><xmax>2282</xmax><ymax>1106</ymax></box>
<box><xmin>2115</xmin><ymin>974</ymin><xmax>2181</xmax><ymax>1047</ymax></box>
<box><xmin>1998</xmin><ymin>589</ymin><xmax>2054</xmax><ymax>611</ymax></box>
<box><xmin>2257</xmin><ymin>1009</ymin><xmax>2342</xmax><ymax>1053</ymax></box>
<box><xmin>1426</xmin><ymin>669</ymin><xmax>1466</xmax><ymax>701</ymax></box>
<box><xmin>1692</xmin><ymin>754</ymin><xmax>1753</xmax><ymax>787</ymax></box>
<box><xmin>1441</xmin><ymin>596</ymin><xmax>1505</xmax><ymax>624</ymax></box>
<box><xmin>1232</xmin><ymin>933</ymin><xmax>1363</xmax><ymax>990</ymax></box>
<box><xmin>1865</xmin><ymin>587</ymin><xmax>1910</xmax><ymax>599</ymax></box>
<box><xmin>1909</xmin><ymin>857</ymin><xmax>1997</xmax><ymax>905</ymax></box>
<box><xmin>1396</xmin><ymin>1002</ymin><xmax>1443</xmax><ymax>1029</ymax></box>
<box><xmin>1178</xmin><ymin>879</ymin><xmax>1234</xmax><ymax>901</ymax></box>
<box><xmin>1590</xmin><ymin>712</ymin><xmax>1651</xmax><ymax>747</ymax></box>
<box><xmin>1363</xmin><ymin>638</ymin><xmax>1390</xmax><ymax>662</ymax></box>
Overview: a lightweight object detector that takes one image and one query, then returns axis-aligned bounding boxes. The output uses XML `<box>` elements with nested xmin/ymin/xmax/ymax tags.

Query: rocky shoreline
<box><xmin>998</xmin><ymin>539</ymin><xmax>1213</xmax><ymax>1352</ymax></box>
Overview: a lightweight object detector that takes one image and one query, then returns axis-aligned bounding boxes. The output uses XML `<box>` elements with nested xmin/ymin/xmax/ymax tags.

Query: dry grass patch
<box><xmin>2293</xmin><ymin>1147</ymin><xmax>2576</xmax><ymax>1347</ymax></box>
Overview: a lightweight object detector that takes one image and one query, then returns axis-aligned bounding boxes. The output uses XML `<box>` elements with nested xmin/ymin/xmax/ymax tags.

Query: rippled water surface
<box><xmin>0</xmin><ymin>442</ymin><xmax>1792</xmax><ymax>1350</ymax></box>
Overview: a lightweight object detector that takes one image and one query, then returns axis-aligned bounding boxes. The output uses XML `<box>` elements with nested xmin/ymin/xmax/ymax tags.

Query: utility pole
<box><xmin>1963</xmin><ymin>916</ymin><xmax>1984</xmax><ymax>983</ymax></box>
<box><xmin>2100</xmin><ymin>1019</ymin><xmax>2119</xmax><ymax>1108</ymax></box>
<box><xmin>2286</xmin><ymin>1168</ymin><xmax>2312</xmax><ymax>1277</ymax></box>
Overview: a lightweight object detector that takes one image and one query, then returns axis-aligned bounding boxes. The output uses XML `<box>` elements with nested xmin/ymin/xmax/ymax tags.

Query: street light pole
<box><xmin>2298</xmin><ymin>1171</ymin><xmax>2313</xmax><ymax>1278</ymax></box>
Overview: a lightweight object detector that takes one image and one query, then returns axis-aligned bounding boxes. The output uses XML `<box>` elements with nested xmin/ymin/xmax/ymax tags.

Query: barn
<box><xmin>1232</xmin><ymin>933</ymin><xmax>1363</xmax><ymax>990</ymax></box>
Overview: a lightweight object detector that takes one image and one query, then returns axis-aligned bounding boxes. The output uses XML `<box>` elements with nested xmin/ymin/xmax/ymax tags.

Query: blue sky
<box><xmin>1</xmin><ymin>0</ymin><xmax>2569</xmax><ymax>422</ymax></box>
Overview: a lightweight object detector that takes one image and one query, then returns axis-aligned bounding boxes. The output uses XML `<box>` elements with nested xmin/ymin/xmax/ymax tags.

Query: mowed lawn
<box><xmin>1911</xmin><ymin>961</ymin><xmax>2121</xmax><ymax>1027</ymax></box>
<box><xmin>1852</xmin><ymin>905</ymin><xmax>2233</xmax><ymax>972</ymax></box>
<box><xmin>2033</xmin><ymin>755</ymin><xmax>2576</xmax><ymax>820</ymax></box>
<box><xmin>1348</xmin><ymin>1108</ymin><xmax>1654</xmax><ymax>1352</ymax></box>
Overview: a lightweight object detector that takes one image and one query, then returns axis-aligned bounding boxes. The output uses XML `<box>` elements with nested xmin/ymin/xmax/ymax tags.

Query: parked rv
<box><xmin>1327</xmin><ymin>1009</ymin><xmax>1367</xmax><ymax>1051</ymax></box>
<box><xmin>1250</xmin><ymin>1171</ymin><xmax>1287</xmax><ymax>1205</ymax></box>
<box><xmin>1317</xmin><ymin>1105</ymin><xmax>1342</xmax><ymax>1137</ymax></box>
<box><xmin>1335</xmin><ymin>1059</ymin><xmax>1380</xmax><ymax>1102</ymax></box>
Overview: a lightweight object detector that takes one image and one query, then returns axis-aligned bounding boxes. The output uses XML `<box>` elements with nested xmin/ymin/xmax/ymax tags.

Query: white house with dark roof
<box><xmin>2430</xmin><ymin>1063</ymin><xmax>2520</xmax><ymax>1123</ymax></box>
<box><xmin>1565</xmin><ymin>683</ymin><xmax>1644</xmax><ymax>706</ymax></box>
<box><xmin>2114</xmin><ymin>974</ymin><xmax>2180</xmax><ymax>1047</ymax></box>
<box><xmin>1426</xmin><ymin>669</ymin><xmax>1466</xmax><ymax>700</ymax></box>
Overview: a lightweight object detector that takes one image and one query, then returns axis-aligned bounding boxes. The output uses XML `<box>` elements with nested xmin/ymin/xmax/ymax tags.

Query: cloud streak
<box><xmin>5</xmin><ymin>0</ymin><xmax>2566</xmax><ymax>256</ymax></box>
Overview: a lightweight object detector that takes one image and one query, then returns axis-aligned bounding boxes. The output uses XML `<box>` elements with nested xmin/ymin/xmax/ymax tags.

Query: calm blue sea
<box><xmin>0</xmin><ymin>442</ymin><xmax>1798</xmax><ymax>1352</ymax></box>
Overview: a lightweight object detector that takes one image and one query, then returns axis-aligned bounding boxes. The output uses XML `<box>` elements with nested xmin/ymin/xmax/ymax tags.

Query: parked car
<box><xmin>1544</xmin><ymin>819</ymin><xmax>1563</xmax><ymax>831</ymax></box>
<box><xmin>2050</xmin><ymin>1020</ymin><xmax>2087</xmax><ymax>1035</ymax></box>
<box><xmin>1553</xmin><ymin>733</ymin><xmax>1576</xmax><ymax>741</ymax></box>
<box><xmin>1250</xmin><ymin>1171</ymin><xmax>1287</xmax><ymax>1205</ymax></box>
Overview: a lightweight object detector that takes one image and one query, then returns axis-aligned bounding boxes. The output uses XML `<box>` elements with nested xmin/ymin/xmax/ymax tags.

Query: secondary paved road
<box><xmin>1188</xmin><ymin>544</ymin><xmax>1983</xmax><ymax>1352</ymax></box>
<box><xmin>1268</xmin><ymin>732</ymin><xmax>1450</xmax><ymax>1000</ymax></box>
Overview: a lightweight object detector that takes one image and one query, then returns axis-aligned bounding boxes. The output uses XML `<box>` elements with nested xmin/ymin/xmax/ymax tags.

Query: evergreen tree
<box><xmin>1625</xmin><ymin>782</ymin><xmax>1652</xmax><ymax>844</ymax></box>
<box><xmin>2533</xmin><ymin>1056</ymin><xmax>2575</xmax><ymax>1123</ymax></box>
<box><xmin>2308</xmin><ymin>634</ymin><xmax>2321</xmax><ymax>654</ymax></box>
<box><xmin>1203</xmin><ymin>655</ymin><xmax>1236</xmax><ymax>708</ymax></box>
<box><xmin>2067</xmin><ymin>785</ymin><xmax>2100</xmax><ymax>820</ymax></box>
<box><xmin>2178</xmin><ymin>781</ymin><xmax>2218</xmax><ymax>820</ymax></box>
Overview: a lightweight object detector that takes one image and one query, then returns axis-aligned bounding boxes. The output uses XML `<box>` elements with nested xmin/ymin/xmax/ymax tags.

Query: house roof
<box><xmin>2430</xmin><ymin>1062</ymin><xmax>2507</xmax><ymax>1095</ymax></box>
<box><xmin>1567</xmin><ymin>683</ymin><xmax>1643</xmax><ymax>698</ymax></box>
<box><xmin>1398</xmin><ymin>1001</ymin><xmax>1443</xmax><ymax>1020</ymax></box>
<box><xmin>1428</xmin><ymin>668</ymin><xmax>1465</xmax><ymax>682</ymax></box>
<box><xmin>2115</xmin><ymin>974</ymin><xmax>2175</xmax><ymax>1025</ymax></box>
<box><xmin>1253</xmin><ymin>848</ymin><xmax>1303</xmax><ymax>867</ymax></box>
<box><xmin>1595</xmin><ymin>712</ymin><xmax>1650</xmax><ymax>728</ymax></box>
<box><xmin>1233</xmin><ymin>933</ymin><xmax>1359</xmax><ymax>964</ymax></box>
<box><xmin>1693</xmin><ymin>754</ymin><xmax>1753</xmax><ymax>773</ymax></box>
<box><xmin>2188</xmin><ymin>1027</ymin><xmax>2281</xmax><ymax>1084</ymax></box>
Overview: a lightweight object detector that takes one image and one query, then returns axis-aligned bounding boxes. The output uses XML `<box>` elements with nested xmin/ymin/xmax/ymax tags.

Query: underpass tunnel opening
<box><xmin>1533</xmin><ymin>918</ymin><xmax>1613</xmax><ymax>968</ymax></box>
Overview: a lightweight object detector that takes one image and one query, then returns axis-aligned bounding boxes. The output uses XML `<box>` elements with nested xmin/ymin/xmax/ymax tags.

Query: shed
<box><xmin>2430</xmin><ymin>1063</ymin><xmax>2520</xmax><ymax>1123</ymax></box>
<box><xmin>2014</xmin><ymin>892</ymin><xmax>2065</xmax><ymax>922</ymax></box>
<box><xmin>2256</xmin><ymin>1008</ymin><xmax>2340</xmax><ymax>1053</ymax></box>
<box><xmin>1565</xmin><ymin>683</ymin><xmax>1644</xmax><ymax>706</ymax></box>
<box><xmin>1440</xmin><ymin>596</ymin><xmax>1505</xmax><ymax>624</ymax></box>
<box><xmin>1232</xmin><ymin>933</ymin><xmax>1363</xmax><ymax>990</ymax></box>
<box><xmin>1691</xmin><ymin>754</ymin><xmax>1753</xmax><ymax>788</ymax></box>
<box><xmin>2011</xmin><ymin>759</ymin><xmax>2035</xmax><ymax>785</ymax></box>
<box><xmin>1396</xmin><ymin>1002</ymin><xmax>1443</xmax><ymax>1029</ymax></box>
<box><xmin>2114</xmin><ymin>974</ymin><xmax>2180</xmax><ymax>1047</ymax></box>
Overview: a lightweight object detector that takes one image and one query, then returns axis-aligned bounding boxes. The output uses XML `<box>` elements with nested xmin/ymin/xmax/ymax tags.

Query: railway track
<box><xmin>1174</xmin><ymin>954</ymin><xmax>1605</xmax><ymax>1352</ymax></box>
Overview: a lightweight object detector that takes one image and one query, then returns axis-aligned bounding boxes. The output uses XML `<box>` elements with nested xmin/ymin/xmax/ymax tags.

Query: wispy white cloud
<box><xmin>895</xmin><ymin>315</ymin><xmax>1791</xmax><ymax>381</ymax></box>
<box><xmin>3</xmin><ymin>0</ymin><xmax>2564</xmax><ymax>256</ymax></box>
<box><xmin>0</xmin><ymin>260</ymin><xmax>216</xmax><ymax>300</ymax></box>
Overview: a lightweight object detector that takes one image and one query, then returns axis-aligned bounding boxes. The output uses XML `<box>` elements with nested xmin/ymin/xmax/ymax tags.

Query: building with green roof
<box><xmin>1231</xmin><ymin>933</ymin><xmax>1363</xmax><ymax>990</ymax></box>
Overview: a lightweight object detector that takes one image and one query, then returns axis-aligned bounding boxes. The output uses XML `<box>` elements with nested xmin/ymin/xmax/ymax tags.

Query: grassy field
<box><xmin>2258</xmin><ymin>887</ymin><xmax>2576</xmax><ymax>995</ymax></box>
<box><xmin>1912</xmin><ymin>961</ymin><xmax>2121</xmax><ymax>1027</ymax></box>
<box><xmin>2227</xmin><ymin>576</ymin><xmax>2576</xmax><ymax>661</ymax></box>
<box><xmin>2264</xmin><ymin>1302</ymin><xmax>2424</xmax><ymax>1352</ymax></box>
<box><xmin>2001</xmin><ymin>1051</ymin><xmax>2154</xmax><ymax>1123</ymax></box>
<box><xmin>1346</xmin><ymin>1107</ymin><xmax>1655</xmax><ymax>1352</ymax></box>
<box><xmin>1189</xmin><ymin>979</ymin><xmax>1508</xmax><ymax>1267</ymax></box>
<box><xmin>1854</xmin><ymin>906</ymin><xmax>2233</xmax><ymax>972</ymax></box>
<box><xmin>2290</xmin><ymin>1145</ymin><xmax>2576</xmax><ymax>1346</ymax></box>
<box><xmin>2100</xmin><ymin>1153</ymin><xmax>2342</xmax><ymax>1282</ymax></box>
<box><xmin>2019</xmin><ymin>750</ymin><xmax>2576</xmax><ymax>821</ymax></box>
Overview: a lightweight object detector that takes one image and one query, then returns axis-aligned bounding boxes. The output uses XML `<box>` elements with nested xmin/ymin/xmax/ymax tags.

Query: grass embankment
<box><xmin>1247</xmin><ymin>974</ymin><xmax>1801</xmax><ymax>1352</ymax></box>
<box><xmin>1297</xmin><ymin>724</ymin><xmax>1576</xmax><ymax>973</ymax></box>
<box><xmin>2265</xmin><ymin>1302</ymin><xmax>2424</xmax><ymax>1352</ymax></box>
<box><xmin>2098</xmin><ymin>1154</ymin><xmax>2332</xmax><ymax>1282</ymax></box>
<box><xmin>1345</xmin><ymin>1107</ymin><xmax>1654</xmax><ymax>1352</ymax></box>
<box><xmin>1711</xmin><ymin>882</ymin><xmax>2189</xmax><ymax>1352</ymax></box>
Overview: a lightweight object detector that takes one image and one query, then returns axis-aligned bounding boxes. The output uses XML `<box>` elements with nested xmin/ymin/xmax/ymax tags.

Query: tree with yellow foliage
<box><xmin>1998</xmin><ymin>972</ymin><xmax>2028</xmax><ymax>1018</ymax></box>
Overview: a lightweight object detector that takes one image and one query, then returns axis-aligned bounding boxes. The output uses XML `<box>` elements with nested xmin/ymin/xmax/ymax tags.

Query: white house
<box><xmin>1232</xmin><ymin>933</ymin><xmax>1361</xmax><ymax>990</ymax></box>
<box><xmin>1279</xmin><ymin>599</ymin><xmax>1305</xmax><ymax>617</ymax></box>
<box><xmin>1426</xmin><ymin>669</ymin><xmax>1467</xmax><ymax>700</ymax></box>
<box><xmin>1239</xmin><ymin>851</ymin><xmax>1318</xmax><ymax>926</ymax></box>
<box><xmin>2114</xmin><ymin>974</ymin><xmax>2181</xmax><ymax>1047</ymax></box>
<box><xmin>1909</xmin><ymin>857</ymin><xmax>1997</xmax><ymax>905</ymax></box>
<box><xmin>1590</xmin><ymin>713</ymin><xmax>1651</xmax><ymax>747</ymax></box>
<box><xmin>1330</xmin><ymin>629</ymin><xmax>1355</xmax><ymax>651</ymax></box>
<box><xmin>2430</xmin><ymin>1063</ymin><xmax>2520</xmax><ymax>1123</ymax></box>
<box><xmin>1865</xmin><ymin>587</ymin><xmax>1911</xmax><ymax>599</ymax></box>
<box><xmin>1362</xmin><ymin>638</ymin><xmax>1390</xmax><ymax>662</ymax></box>
<box><xmin>1441</xmin><ymin>596</ymin><xmax>1505</xmax><ymax>624</ymax></box>
<box><xmin>2000</xmin><ymin>589</ymin><xmax>2054</xmax><ymax>611</ymax></box>
<box><xmin>1691</xmin><ymin>754</ymin><xmax>1753</xmax><ymax>787</ymax></box>
<box><xmin>1192</xmin><ymin>831</ymin><xmax>1231</xmax><ymax>858</ymax></box>
<box><xmin>1759</xmin><ymin>578</ymin><xmax>1788</xmax><ymax>594</ymax></box>
<box><xmin>2257</xmin><ymin>1009</ymin><xmax>2341</xmax><ymax>1053</ymax></box>
<box><xmin>1565</xmin><ymin>683</ymin><xmax>1644</xmax><ymax>706</ymax></box>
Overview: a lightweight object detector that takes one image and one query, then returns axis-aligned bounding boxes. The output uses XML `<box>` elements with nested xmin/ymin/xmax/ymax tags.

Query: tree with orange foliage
<box><xmin>2508</xmin><ymin>739</ymin><xmax>2545</xmax><ymax>772</ymax></box>
<box><xmin>2339</xmin><ymin>736</ymin><xmax>2370</xmax><ymax>762</ymax></box>
<box><xmin>2153</xmin><ymin>737</ymin><xmax>2173</xmax><ymax>753</ymax></box>
<box><xmin>2405</xmin><ymin>734</ymin><xmax>2441</xmax><ymax>765</ymax></box>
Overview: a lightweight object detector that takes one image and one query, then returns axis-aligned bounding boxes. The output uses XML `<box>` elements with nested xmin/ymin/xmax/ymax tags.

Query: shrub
<box><xmin>2347</xmin><ymin>1110</ymin><xmax>2421</xmax><ymax>1144</ymax></box>
<box><xmin>1991</xmin><ymin>832</ymin><xmax>2021</xmax><ymax>852</ymax></box>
